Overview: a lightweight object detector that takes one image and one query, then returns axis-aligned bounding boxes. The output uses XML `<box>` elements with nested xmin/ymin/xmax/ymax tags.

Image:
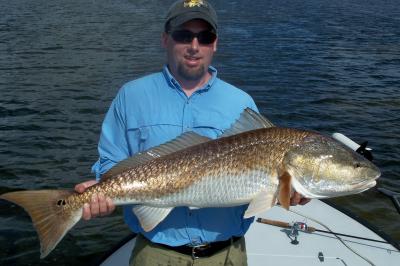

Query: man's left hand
<box><xmin>290</xmin><ymin>192</ymin><xmax>311</xmax><ymax>206</ymax></box>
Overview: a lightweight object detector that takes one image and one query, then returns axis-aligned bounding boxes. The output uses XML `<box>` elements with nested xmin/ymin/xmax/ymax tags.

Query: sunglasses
<box><xmin>170</xmin><ymin>30</ymin><xmax>217</xmax><ymax>45</ymax></box>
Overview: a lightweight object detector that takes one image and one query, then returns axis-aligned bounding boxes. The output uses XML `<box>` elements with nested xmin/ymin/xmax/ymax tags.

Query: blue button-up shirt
<box><xmin>92</xmin><ymin>65</ymin><xmax>259</xmax><ymax>246</ymax></box>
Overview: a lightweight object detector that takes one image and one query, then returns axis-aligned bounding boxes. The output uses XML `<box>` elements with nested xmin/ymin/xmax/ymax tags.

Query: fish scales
<box><xmin>63</xmin><ymin>128</ymin><xmax>312</xmax><ymax>209</ymax></box>
<box><xmin>0</xmin><ymin>109</ymin><xmax>380</xmax><ymax>258</ymax></box>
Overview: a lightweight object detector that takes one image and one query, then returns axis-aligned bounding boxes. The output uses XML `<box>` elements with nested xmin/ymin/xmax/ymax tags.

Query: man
<box><xmin>75</xmin><ymin>1</ymin><xmax>309</xmax><ymax>265</ymax></box>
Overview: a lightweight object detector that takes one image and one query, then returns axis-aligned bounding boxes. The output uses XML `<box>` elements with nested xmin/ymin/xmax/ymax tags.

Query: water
<box><xmin>0</xmin><ymin>0</ymin><xmax>399</xmax><ymax>265</ymax></box>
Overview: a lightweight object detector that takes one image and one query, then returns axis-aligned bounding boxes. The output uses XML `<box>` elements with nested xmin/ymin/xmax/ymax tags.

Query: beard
<box><xmin>177</xmin><ymin>63</ymin><xmax>206</xmax><ymax>81</ymax></box>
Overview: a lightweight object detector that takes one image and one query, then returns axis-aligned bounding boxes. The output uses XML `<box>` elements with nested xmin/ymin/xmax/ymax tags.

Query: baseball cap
<box><xmin>165</xmin><ymin>0</ymin><xmax>218</xmax><ymax>32</ymax></box>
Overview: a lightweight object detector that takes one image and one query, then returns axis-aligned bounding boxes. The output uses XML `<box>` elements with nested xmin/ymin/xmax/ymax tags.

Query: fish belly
<box><xmin>144</xmin><ymin>170</ymin><xmax>274</xmax><ymax>208</ymax></box>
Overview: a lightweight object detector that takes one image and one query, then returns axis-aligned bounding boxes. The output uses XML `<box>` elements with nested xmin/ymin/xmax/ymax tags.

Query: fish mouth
<box><xmin>352</xmin><ymin>170</ymin><xmax>381</xmax><ymax>193</ymax></box>
<box><xmin>321</xmin><ymin>179</ymin><xmax>377</xmax><ymax>198</ymax></box>
<box><xmin>291</xmin><ymin>177</ymin><xmax>378</xmax><ymax>199</ymax></box>
<box><xmin>351</xmin><ymin>179</ymin><xmax>377</xmax><ymax>193</ymax></box>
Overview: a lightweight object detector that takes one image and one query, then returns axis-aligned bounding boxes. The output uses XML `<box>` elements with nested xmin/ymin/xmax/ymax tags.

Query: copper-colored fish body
<box><xmin>76</xmin><ymin>127</ymin><xmax>309</xmax><ymax>208</ymax></box>
<box><xmin>0</xmin><ymin>109</ymin><xmax>380</xmax><ymax>258</ymax></box>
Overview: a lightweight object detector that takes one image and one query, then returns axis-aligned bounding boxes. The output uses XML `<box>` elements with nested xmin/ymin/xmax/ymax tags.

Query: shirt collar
<box><xmin>162</xmin><ymin>65</ymin><xmax>218</xmax><ymax>93</ymax></box>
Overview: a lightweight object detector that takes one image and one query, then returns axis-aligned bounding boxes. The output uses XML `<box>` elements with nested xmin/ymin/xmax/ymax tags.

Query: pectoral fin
<box><xmin>244</xmin><ymin>189</ymin><xmax>275</xmax><ymax>218</ymax></box>
<box><xmin>278</xmin><ymin>171</ymin><xmax>292</xmax><ymax>210</ymax></box>
<box><xmin>132</xmin><ymin>205</ymin><xmax>173</xmax><ymax>232</ymax></box>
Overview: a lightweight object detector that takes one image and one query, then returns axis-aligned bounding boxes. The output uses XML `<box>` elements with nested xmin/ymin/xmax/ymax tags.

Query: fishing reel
<box><xmin>288</xmin><ymin>222</ymin><xmax>308</xmax><ymax>245</ymax></box>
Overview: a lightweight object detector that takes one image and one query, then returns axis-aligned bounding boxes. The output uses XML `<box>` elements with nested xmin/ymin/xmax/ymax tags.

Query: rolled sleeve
<box><xmin>92</xmin><ymin>87</ymin><xmax>135</xmax><ymax>180</ymax></box>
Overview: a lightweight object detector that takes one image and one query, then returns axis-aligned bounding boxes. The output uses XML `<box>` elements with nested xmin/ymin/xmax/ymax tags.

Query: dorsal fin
<box><xmin>101</xmin><ymin>132</ymin><xmax>211</xmax><ymax>180</ymax></box>
<box><xmin>220</xmin><ymin>108</ymin><xmax>275</xmax><ymax>138</ymax></box>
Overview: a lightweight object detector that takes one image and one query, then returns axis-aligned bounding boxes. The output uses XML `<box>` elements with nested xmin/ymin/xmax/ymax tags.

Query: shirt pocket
<box><xmin>192</xmin><ymin>114</ymin><xmax>226</xmax><ymax>139</ymax></box>
<box><xmin>127</xmin><ymin>124</ymin><xmax>182</xmax><ymax>153</ymax></box>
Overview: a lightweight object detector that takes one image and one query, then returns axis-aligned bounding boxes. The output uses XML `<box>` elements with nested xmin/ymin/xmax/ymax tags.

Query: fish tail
<box><xmin>0</xmin><ymin>190</ymin><xmax>82</xmax><ymax>258</ymax></box>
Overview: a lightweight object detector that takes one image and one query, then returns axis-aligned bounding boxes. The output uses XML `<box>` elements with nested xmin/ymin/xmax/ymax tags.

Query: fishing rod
<box><xmin>256</xmin><ymin>218</ymin><xmax>389</xmax><ymax>244</ymax></box>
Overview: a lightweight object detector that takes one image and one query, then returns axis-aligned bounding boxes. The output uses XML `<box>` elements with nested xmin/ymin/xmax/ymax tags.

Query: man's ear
<box><xmin>161</xmin><ymin>32</ymin><xmax>168</xmax><ymax>48</ymax></box>
<box><xmin>213</xmin><ymin>37</ymin><xmax>218</xmax><ymax>52</ymax></box>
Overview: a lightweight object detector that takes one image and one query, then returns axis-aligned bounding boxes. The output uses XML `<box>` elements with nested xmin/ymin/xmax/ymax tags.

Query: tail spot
<box><xmin>57</xmin><ymin>199</ymin><xmax>66</xmax><ymax>206</ymax></box>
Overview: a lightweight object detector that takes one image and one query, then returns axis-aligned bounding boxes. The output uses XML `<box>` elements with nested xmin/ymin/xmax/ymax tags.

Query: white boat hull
<box><xmin>100</xmin><ymin>199</ymin><xmax>400</xmax><ymax>266</ymax></box>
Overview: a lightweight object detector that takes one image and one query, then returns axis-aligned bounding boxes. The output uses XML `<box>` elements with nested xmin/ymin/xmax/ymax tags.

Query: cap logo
<box><xmin>184</xmin><ymin>0</ymin><xmax>207</xmax><ymax>8</ymax></box>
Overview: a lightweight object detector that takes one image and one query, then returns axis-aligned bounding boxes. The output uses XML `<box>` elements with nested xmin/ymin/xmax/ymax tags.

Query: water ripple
<box><xmin>0</xmin><ymin>0</ymin><xmax>399</xmax><ymax>265</ymax></box>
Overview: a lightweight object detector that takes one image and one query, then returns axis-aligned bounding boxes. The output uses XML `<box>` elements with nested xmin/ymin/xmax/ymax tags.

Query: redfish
<box><xmin>0</xmin><ymin>109</ymin><xmax>380</xmax><ymax>258</ymax></box>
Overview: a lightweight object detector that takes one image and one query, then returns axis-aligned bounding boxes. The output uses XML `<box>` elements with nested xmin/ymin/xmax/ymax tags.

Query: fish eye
<box><xmin>354</xmin><ymin>163</ymin><xmax>361</xmax><ymax>168</ymax></box>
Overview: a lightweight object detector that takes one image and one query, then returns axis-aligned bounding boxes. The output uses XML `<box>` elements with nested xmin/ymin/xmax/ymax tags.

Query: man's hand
<box><xmin>290</xmin><ymin>192</ymin><xmax>311</xmax><ymax>206</ymax></box>
<box><xmin>75</xmin><ymin>180</ymin><xmax>116</xmax><ymax>220</ymax></box>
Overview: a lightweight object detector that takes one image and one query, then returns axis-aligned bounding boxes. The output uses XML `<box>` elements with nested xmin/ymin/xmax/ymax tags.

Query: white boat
<box><xmin>99</xmin><ymin>199</ymin><xmax>400</xmax><ymax>266</ymax></box>
<box><xmin>100</xmin><ymin>133</ymin><xmax>399</xmax><ymax>266</ymax></box>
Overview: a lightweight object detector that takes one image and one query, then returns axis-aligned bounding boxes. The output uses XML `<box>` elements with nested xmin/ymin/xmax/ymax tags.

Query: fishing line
<box><xmin>258</xmin><ymin>217</ymin><xmax>390</xmax><ymax>244</ymax></box>
<box><xmin>288</xmin><ymin>208</ymin><xmax>376</xmax><ymax>266</ymax></box>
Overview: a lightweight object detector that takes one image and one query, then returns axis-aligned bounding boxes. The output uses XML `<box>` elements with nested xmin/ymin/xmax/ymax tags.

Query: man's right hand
<box><xmin>75</xmin><ymin>180</ymin><xmax>116</xmax><ymax>220</ymax></box>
